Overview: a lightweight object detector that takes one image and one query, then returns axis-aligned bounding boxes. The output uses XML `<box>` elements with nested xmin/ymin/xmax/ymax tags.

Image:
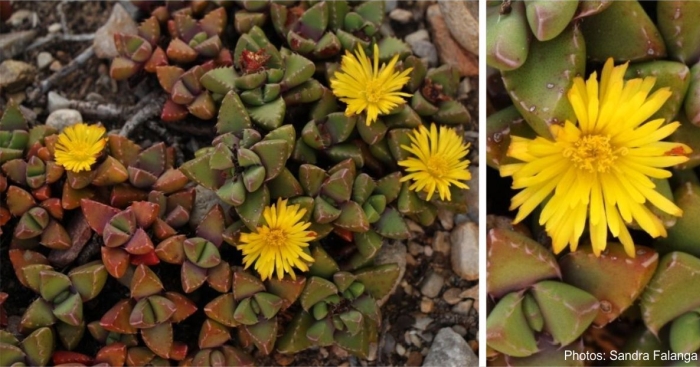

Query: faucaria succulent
<box><xmin>2</xmin><ymin>1</ymin><xmax>475</xmax><ymax>365</ymax></box>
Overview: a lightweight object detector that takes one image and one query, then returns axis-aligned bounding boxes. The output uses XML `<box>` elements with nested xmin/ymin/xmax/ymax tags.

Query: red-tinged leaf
<box><xmin>204</xmin><ymin>293</ymin><xmax>238</xmax><ymax>327</ymax></box>
<box><xmin>333</xmin><ymin>227</ymin><xmax>353</xmax><ymax>242</ymax></box>
<box><xmin>131</xmin><ymin>264</ymin><xmax>164</xmax><ymax>299</ymax></box>
<box><xmin>153</xmin><ymin>217</ymin><xmax>177</xmax><ymax>240</ymax></box>
<box><xmin>207</xmin><ymin>261</ymin><xmax>232</xmax><ymax>293</ymax></box>
<box><xmin>80</xmin><ymin>199</ymin><xmax>121</xmax><ymax>235</ymax></box>
<box><xmin>161</xmin><ymin>99</ymin><xmax>189</xmax><ymax>122</ymax></box>
<box><xmin>110</xmin><ymin>57</ymin><xmax>140</xmax><ymax>81</ymax></box>
<box><xmin>101</xmin><ymin>299</ymin><xmax>137</xmax><ymax>334</ymax></box>
<box><xmin>9</xmin><ymin>249</ymin><xmax>49</xmax><ymax>287</ymax></box>
<box><xmin>198</xmin><ymin>318</ymin><xmax>230</xmax><ymax>349</ymax></box>
<box><xmin>167</xmin><ymin>38</ymin><xmax>197</xmax><ymax>64</ymax></box>
<box><xmin>155</xmin><ymin>235</ymin><xmax>186</xmax><ymax>264</ymax></box>
<box><xmin>31</xmin><ymin>185</ymin><xmax>51</xmax><ymax>202</ymax></box>
<box><xmin>196</xmin><ymin>205</ymin><xmax>225</xmax><ymax>246</ymax></box>
<box><xmin>142</xmin><ymin>322</ymin><xmax>173</xmax><ymax>359</ymax></box>
<box><xmin>95</xmin><ymin>342</ymin><xmax>127</xmax><ymax>367</ymax></box>
<box><xmin>101</xmin><ymin>247</ymin><xmax>131</xmax><ymax>279</ymax></box>
<box><xmin>53</xmin><ymin>350</ymin><xmax>94</xmax><ymax>365</ymax></box>
<box><xmin>214</xmin><ymin>48</ymin><xmax>233</xmax><ymax>67</ymax></box>
<box><xmin>144</xmin><ymin>47</ymin><xmax>168</xmax><ymax>73</ymax></box>
<box><xmin>40</xmin><ymin>220</ymin><xmax>71</xmax><ymax>250</ymax></box>
<box><xmin>39</xmin><ymin>198</ymin><xmax>63</xmax><ymax>220</ymax></box>
<box><xmin>171</xmin><ymin>80</ymin><xmax>195</xmax><ymax>105</ymax></box>
<box><xmin>153</xmin><ymin>169</ymin><xmax>189</xmax><ymax>194</ymax></box>
<box><xmin>129</xmin><ymin>201</ymin><xmax>160</xmax><ymax>228</ymax></box>
<box><xmin>7</xmin><ymin>186</ymin><xmax>35</xmax><ymax>216</ymax></box>
<box><xmin>181</xmin><ymin>260</ymin><xmax>207</xmax><ymax>293</ymax></box>
<box><xmin>188</xmin><ymin>92</ymin><xmax>216</xmax><ymax>120</ymax></box>
<box><xmin>62</xmin><ymin>182</ymin><xmax>95</xmax><ymax>210</ymax></box>
<box><xmin>110</xmin><ymin>184</ymin><xmax>149</xmax><ymax>209</ymax></box>
<box><xmin>138</xmin><ymin>16</ymin><xmax>160</xmax><ymax>45</ymax></box>
<box><xmin>155</xmin><ymin>66</ymin><xmax>184</xmax><ymax>94</ymax></box>
<box><xmin>165</xmin><ymin>291</ymin><xmax>198</xmax><ymax>323</ymax></box>
<box><xmin>169</xmin><ymin>342</ymin><xmax>188</xmax><ymax>361</ymax></box>
<box><xmin>130</xmin><ymin>250</ymin><xmax>160</xmax><ymax>266</ymax></box>
<box><xmin>123</xmin><ymin>228</ymin><xmax>155</xmax><ymax>255</ymax></box>
<box><xmin>201</xmin><ymin>7</ymin><xmax>227</xmax><ymax>37</ymax></box>
<box><xmin>107</xmin><ymin>135</ymin><xmax>141</xmax><ymax>168</ymax></box>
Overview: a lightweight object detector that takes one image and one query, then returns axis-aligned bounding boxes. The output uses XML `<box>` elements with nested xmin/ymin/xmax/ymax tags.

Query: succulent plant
<box><xmin>110</xmin><ymin>16</ymin><xmax>167</xmax><ymax>81</ymax></box>
<box><xmin>2</xmin><ymin>1</ymin><xmax>475</xmax><ymax>365</ymax></box>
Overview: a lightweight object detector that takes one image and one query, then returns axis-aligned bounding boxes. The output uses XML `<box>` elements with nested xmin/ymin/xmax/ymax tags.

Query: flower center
<box><xmin>426</xmin><ymin>155</ymin><xmax>450</xmax><ymax>178</ymax></box>
<box><xmin>264</xmin><ymin>229</ymin><xmax>287</xmax><ymax>247</ymax></box>
<box><xmin>69</xmin><ymin>142</ymin><xmax>96</xmax><ymax>162</ymax></box>
<box><xmin>564</xmin><ymin>134</ymin><xmax>623</xmax><ymax>173</ymax></box>
<box><xmin>364</xmin><ymin>79</ymin><xmax>383</xmax><ymax>103</ymax></box>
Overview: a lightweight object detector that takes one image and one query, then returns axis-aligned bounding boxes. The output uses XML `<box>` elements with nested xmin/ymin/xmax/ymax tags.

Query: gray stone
<box><xmin>413</xmin><ymin>315</ymin><xmax>433</xmax><ymax>331</ymax></box>
<box><xmin>410</xmin><ymin>40</ymin><xmax>438</xmax><ymax>67</ymax></box>
<box><xmin>373</xmin><ymin>241</ymin><xmax>407</xmax><ymax>307</ymax></box>
<box><xmin>464</xmin><ymin>165</ymin><xmax>478</xmax><ymax>221</ymax></box>
<box><xmin>7</xmin><ymin>10</ymin><xmax>39</xmax><ymax>28</ymax></box>
<box><xmin>438</xmin><ymin>1</ymin><xmax>479</xmax><ymax>55</ymax></box>
<box><xmin>46</xmin><ymin>109</ymin><xmax>82</xmax><ymax>131</ymax></box>
<box><xmin>420</xmin><ymin>271</ymin><xmax>444</xmax><ymax>298</ymax></box>
<box><xmin>189</xmin><ymin>185</ymin><xmax>221</xmax><ymax>227</ymax></box>
<box><xmin>452</xmin><ymin>325</ymin><xmax>467</xmax><ymax>337</ymax></box>
<box><xmin>385</xmin><ymin>0</ymin><xmax>398</xmax><ymax>13</ymax></box>
<box><xmin>389</xmin><ymin>8</ymin><xmax>413</xmax><ymax>24</ymax></box>
<box><xmin>437</xmin><ymin>208</ymin><xmax>454</xmax><ymax>231</ymax></box>
<box><xmin>93</xmin><ymin>4</ymin><xmax>139</xmax><ymax>59</ymax></box>
<box><xmin>442</xmin><ymin>288</ymin><xmax>463</xmax><ymax>305</ymax></box>
<box><xmin>405</xmin><ymin>29</ymin><xmax>430</xmax><ymax>47</ymax></box>
<box><xmin>450</xmin><ymin>222</ymin><xmax>478</xmax><ymax>281</ymax></box>
<box><xmin>423</xmin><ymin>328</ymin><xmax>477</xmax><ymax>367</ymax></box>
<box><xmin>48</xmin><ymin>91</ymin><xmax>70</xmax><ymax>112</ymax></box>
<box><xmin>0</xmin><ymin>60</ymin><xmax>36</xmax><ymax>92</ymax></box>
<box><xmin>408</xmin><ymin>241</ymin><xmax>423</xmax><ymax>257</ymax></box>
<box><xmin>0</xmin><ymin>30</ymin><xmax>38</xmax><ymax>61</ymax></box>
<box><xmin>452</xmin><ymin>299</ymin><xmax>474</xmax><ymax>315</ymax></box>
<box><xmin>48</xmin><ymin>23</ymin><xmax>63</xmax><ymax>33</ymax></box>
<box><xmin>37</xmin><ymin>52</ymin><xmax>54</xmax><ymax>70</ymax></box>
<box><xmin>432</xmin><ymin>231</ymin><xmax>450</xmax><ymax>256</ymax></box>
<box><xmin>396</xmin><ymin>343</ymin><xmax>406</xmax><ymax>357</ymax></box>
<box><xmin>458</xmin><ymin>77</ymin><xmax>473</xmax><ymax>98</ymax></box>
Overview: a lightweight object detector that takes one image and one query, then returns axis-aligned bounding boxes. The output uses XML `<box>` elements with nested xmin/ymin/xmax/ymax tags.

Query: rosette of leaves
<box><xmin>289</xmin><ymin>159</ymin><xmax>409</xmax><ymax>255</ymax></box>
<box><xmin>486</xmin><ymin>227</ymin><xmax>662</xmax><ymax>361</ymax></box>
<box><xmin>199</xmin><ymin>26</ymin><xmax>320</xmax><ymax>130</ymax></box>
<box><xmin>110</xmin><ymin>16</ymin><xmax>167</xmax><ymax>81</ymax></box>
<box><xmin>276</xmin><ymin>246</ymin><xmax>400</xmax><ymax>358</ymax></box>
<box><xmin>157</xmin><ymin>65</ymin><xmax>218</xmax><ymax>121</ymax></box>
<box><xmin>180</xmin><ymin>123</ymin><xmax>295</xmax><ymax>230</ymax></box>
<box><xmin>200</xmin><ymin>269</ymin><xmax>306</xmax><ymax>354</ymax></box>
<box><xmin>99</xmin><ymin>265</ymin><xmax>197</xmax><ymax>361</ymax></box>
<box><xmin>81</xmin><ymin>199</ymin><xmax>162</xmax><ymax>279</ymax></box>
<box><xmin>0</xmin><ymin>101</ymin><xmax>32</xmax><ymax>164</ymax></box>
<box><xmin>165</xmin><ymin>7</ymin><xmax>227</xmax><ymax>65</ymax></box>
<box><xmin>107</xmin><ymin>137</ymin><xmax>192</xmax><ymax>218</ymax></box>
<box><xmin>0</xmin><ymin>328</ymin><xmax>55</xmax><ymax>366</ymax></box>
<box><xmin>155</xmin><ymin>205</ymin><xmax>233</xmax><ymax>293</ymax></box>
<box><xmin>15</xmin><ymin>261</ymin><xmax>107</xmax><ymax>351</ymax></box>
<box><xmin>268</xmin><ymin>1</ymin><xmax>402</xmax><ymax>60</ymax></box>
<box><xmin>50</xmin><ymin>343</ymin><xmax>129</xmax><ymax>367</ymax></box>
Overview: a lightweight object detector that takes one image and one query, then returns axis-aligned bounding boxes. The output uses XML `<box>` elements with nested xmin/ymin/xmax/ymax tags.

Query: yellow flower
<box><xmin>398</xmin><ymin>123</ymin><xmax>472</xmax><ymax>201</ymax></box>
<box><xmin>500</xmin><ymin>58</ymin><xmax>692</xmax><ymax>257</ymax></box>
<box><xmin>330</xmin><ymin>44</ymin><xmax>413</xmax><ymax>125</ymax></box>
<box><xmin>237</xmin><ymin>198</ymin><xmax>316</xmax><ymax>281</ymax></box>
<box><xmin>54</xmin><ymin>123</ymin><xmax>107</xmax><ymax>173</ymax></box>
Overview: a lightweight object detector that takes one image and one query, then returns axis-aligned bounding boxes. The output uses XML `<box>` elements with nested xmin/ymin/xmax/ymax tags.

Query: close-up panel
<box><xmin>487</xmin><ymin>1</ymin><xmax>700</xmax><ymax>366</ymax></box>
<box><xmin>0</xmin><ymin>1</ymin><xmax>479</xmax><ymax>367</ymax></box>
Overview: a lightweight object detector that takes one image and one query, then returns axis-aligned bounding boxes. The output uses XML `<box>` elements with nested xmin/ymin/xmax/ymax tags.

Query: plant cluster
<box><xmin>486</xmin><ymin>0</ymin><xmax>700</xmax><ymax>365</ymax></box>
<box><xmin>1</xmin><ymin>1</ymin><xmax>473</xmax><ymax>366</ymax></box>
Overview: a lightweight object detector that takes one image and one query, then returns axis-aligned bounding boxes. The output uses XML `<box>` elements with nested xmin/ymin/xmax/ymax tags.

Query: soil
<box><xmin>1</xmin><ymin>1</ymin><xmax>479</xmax><ymax>366</ymax></box>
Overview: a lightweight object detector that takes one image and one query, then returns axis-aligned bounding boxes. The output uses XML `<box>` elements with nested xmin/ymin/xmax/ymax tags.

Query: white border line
<box><xmin>478</xmin><ymin>0</ymin><xmax>487</xmax><ymax>365</ymax></box>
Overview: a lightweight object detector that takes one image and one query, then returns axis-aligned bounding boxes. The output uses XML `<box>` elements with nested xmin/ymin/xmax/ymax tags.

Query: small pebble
<box><xmin>437</xmin><ymin>208</ymin><xmax>455</xmax><ymax>230</ymax></box>
<box><xmin>49</xmin><ymin>60</ymin><xmax>62</xmax><ymax>72</ymax></box>
<box><xmin>452</xmin><ymin>299</ymin><xmax>474</xmax><ymax>315</ymax></box>
<box><xmin>413</xmin><ymin>315</ymin><xmax>433</xmax><ymax>331</ymax></box>
<box><xmin>420</xmin><ymin>272</ymin><xmax>444</xmax><ymax>298</ymax></box>
<box><xmin>6</xmin><ymin>91</ymin><xmax>25</xmax><ymax>104</ymax></box>
<box><xmin>48</xmin><ymin>23</ymin><xmax>63</xmax><ymax>33</ymax></box>
<box><xmin>367</xmin><ymin>343</ymin><xmax>377</xmax><ymax>361</ymax></box>
<box><xmin>405</xmin><ymin>29</ymin><xmax>430</xmax><ymax>46</ymax></box>
<box><xmin>385</xmin><ymin>0</ymin><xmax>398</xmax><ymax>13</ymax></box>
<box><xmin>420</xmin><ymin>297</ymin><xmax>434</xmax><ymax>313</ymax></box>
<box><xmin>443</xmin><ymin>288</ymin><xmax>463</xmax><ymax>305</ymax></box>
<box><xmin>458</xmin><ymin>77</ymin><xmax>473</xmax><ymax>97</ymax></box>
<box><xmin>46</xmin><ymin>109</ymin><xmax>83</xmax><ymax>131</ymax></box>
<box><xmin>0</xmin><ymin>60</ymin><xmax>36</xmax><ymax>92</ymax></box>
<box><xmin>408</xmin><ymin>241</ymin><xmax>423</xmax><ymax>256</ymax></box>
<box><xmin>409</xmin><ymin>332</ymin><xmax>423</xmax><ymax>348</ymax></box>
<box><xmin>383</xmin><ymin>333</ymin><xmax>396</xmax><ymax>356</ymax></box>
<box><xmin>432</xmin><ymin>231</ymin><xmax>451</xmax><ymax>256</ymax></box>
<box><xmin>48</xmin><ymin>91</ymin><xmax>70</xmax><ymax>112</ymax></box>
<box><xmin>332</xmin><ymin>345</ymin><xmax>349</xmax><ymax>359</ymax></box>
<box><xmin>338</xmin><ymin>363</ymin><xmax>350</xmax><ymax>367</ymax></box>
<box><xmin>406</xmin><ymin>351</ymin><xmax>423</xmax><ymax>366</ymax></box>
<box><xmin>452</xmin><ymin>325</ymin><xmax>467</xmax><ymax>337</ymax></box>
<box><xmin>410</xmin><ymin>40</ymin><xmax>438</xmax><ymax>67</ymax></box>
<box><xmin>420</xmin><ymin>332</ymin><xmax>434</xmax><ymax>343</ymax></box>
<box><xmin>469</xmin><ymin>340</ymin><xmax>479</xmax><ymax>352</ymax></box>
<box><xmin>395</xmin><ymin>343</ymin><xmax>406</xmax><ymax>356</ymax></box>
<box><xmin>406</xmin><ymin>219</ymin><xmax>424</xmax><ymax>234</ymax></box>
<box><xmin>85</xmin><ymin>92</ymin><xmax>105</xmax><ymax>103</ymax></box>
<box><xmin>8</xmin><ymin>10</ymin><xmax>39</xmax><ymax>28</ymax></box>
<box><xmin>320</xmin><ymin>348</ymin><xmax>329</xmax><ymax>358</ymax></box>
<box><xmin>450</xmin><ymin>222</ymin><xmax>479</xmax><ymax>281</ymax></box>
<box><xmin>389</xmin><ymin>8</ymin><xmax>413</xmax><ymax>23</ymax></box>
<box><xmin>36</xmin><ymin>52</ymin><xmax>54</xmax><ymax>70</ymax></box>
<box><xmin>405</xmin><ymin>253</ymin><xmax>418</xmax><ymax>266</ymax></box>
<box><xmin>423</xmin><ymin>246</ymin><xmax>433</xmax><ymax>257</ymax></box>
